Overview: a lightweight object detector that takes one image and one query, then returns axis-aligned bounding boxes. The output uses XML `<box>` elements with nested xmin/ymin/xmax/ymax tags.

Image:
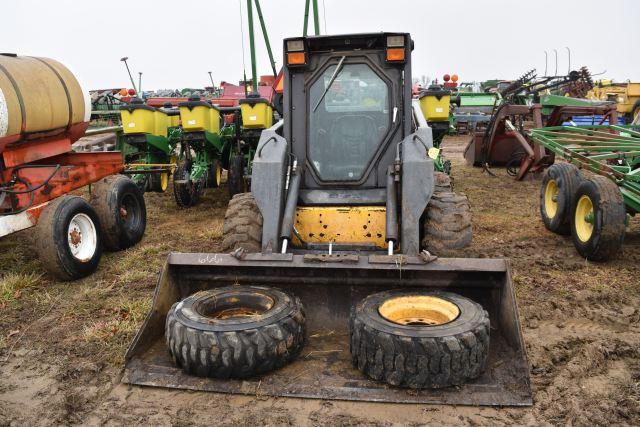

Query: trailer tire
<box><xmin>165</xmin><ymin>286</ymin><xmax>306</xmax><ymax>379</ymax></box>
<box><xmin>422</xmin><ymin>192</ymin><xmax>472</xmax><ymax>255</ymax></box>
<box><xmin>34</xmin><ymin>195</ymin><xmax>103</xmax><ymax>281</ymax></box>
<box><xmin>350</xmin><ymin>290</ymin><xmax>489</xmax><ymax>389</ymax></box>
<box><xmin>173</xmin><ymin>160</ymin><xmax>201</xmax><ymax>208</ymax></box>
<box><xmin>228</xmin><ymin>154</ymin><xmax>246</xmax><ymax>197</ymax></box>
<box><xmin>540</xmin><ymin>163</ymin><xmax>583</xmax><ymax>235</ymax></box>
<box><xmin>222</xmin><ymin>192</ymin><xmax>263</xmax><ymax>252</ymax></box>
<box><xmin>90</xmin><ymin>175</ymin><xmax>146</xmax><ymax>251</ymax></box>
<box><xmin>571</xmin><ymin>176</ymin><xmax>626</xmax><ymax>261</ymax></box>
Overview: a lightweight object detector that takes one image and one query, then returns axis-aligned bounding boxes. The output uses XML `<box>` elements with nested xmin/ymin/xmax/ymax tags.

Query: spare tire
<box><xmin>350</xmin><ymin>290</ymin><xmax>489</xmax><ymax>389</ymax></box>
<box><xmin>166</xmin><ymin>286</ymin><xmax>306</xmax><ymax>379</ymax></box>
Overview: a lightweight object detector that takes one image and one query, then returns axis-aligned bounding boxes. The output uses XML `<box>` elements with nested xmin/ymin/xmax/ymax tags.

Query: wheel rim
<box><xmin>67</xmin><ymin>213</ymin><xmax>97</xmax><ymax>262</ymax></box>
<box><xmin>196</xmin><ymin>292</ymin><xmax>274</xmax><ymax>320</ymax></box>
<box><xmin>160</xmin><ymin>173</ymin><xmax>169</xmax><ymax>192</ymax></box>
<box><xmin>378</xmin><ymin>296</ymin><xmax>460</xmax><ymax>326</ymax></box>
<box><xmin>215</xmin><ymin>164</ymin><xmax>222</xmax><ymax>186</ymax></box>
<box><xmin>544</xmin><ymin>179</ymin><xmax>559</xmax><ymax>218</ymax></box>
<box><xmin>575</xmin><ymin>194</ymin><xmax>594</xmax><ymax>242</ymax></box>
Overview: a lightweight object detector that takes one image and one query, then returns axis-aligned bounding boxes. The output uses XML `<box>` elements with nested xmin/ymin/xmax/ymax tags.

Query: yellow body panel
<box><xmin>240</xmin><ymin>102</ymin><xmax>273</xmax><ymax>129</ymax></box>
<box><xmin>169</xmin><ymin>115</ymin><xmax>180</xmax><ymax>127</ymax></box>
<box><xmin>121</xmin><ymin>109</ymin><xmax>156</xmax><ymax>135</ymax></box>
<box><xmin>587</xmin><ymin>82</ymin><xmax>640</xmax><ymax>115</ymax></box>
<box><xmin>419</xmin><ymin>94</ymin><xmax>450</xmax><ymax>122</ymax></box>
<box><xmin>292</xmin><ymin>206</ymin><xmax>387</xmax><ymax>249</ymax></box>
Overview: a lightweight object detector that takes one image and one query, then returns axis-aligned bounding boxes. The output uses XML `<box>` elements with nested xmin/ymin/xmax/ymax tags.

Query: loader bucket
<box><xmin>124</xmin><ymin>253</ymin><xmax>532</xmax><ymax>406</ymax></box>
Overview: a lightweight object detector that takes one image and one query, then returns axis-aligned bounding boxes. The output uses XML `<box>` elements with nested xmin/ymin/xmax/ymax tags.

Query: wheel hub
<box><xmin>575</xmin><ymin>194</ymin><xmax>594</xmax><ymax>242</ymax></box>
<box><xmin>378</xmin><ymin>295</ymin><xmax>460</xmax><ymax>326</ymax></box>
<box><xmin>67</xmin><ymin>213</ymin><xmax>97</xmax><ymax>262</ymax></box>
<box><xmin>544</xmin><ymin>179</ymin><xmax>559</xmax><ymax>218</ymax></box>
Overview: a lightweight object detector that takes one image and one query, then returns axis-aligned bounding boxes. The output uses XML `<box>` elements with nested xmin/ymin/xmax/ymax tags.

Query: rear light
<box><xmin>386</xmin><ymin>48</ymin><xmax>405</xmax><ymax>62</ymax></box>
<box><xmin>443</xmin><ymin>74</ymin><xmax>451</xmax><ymax>82</ymax></box>
<box><xmin>128</xmin><ymin>88</ymin><xmax>136</xmax><ymax>96</ymax></box>
<box><xmin>452</xmin><ymin>74</ymin><xmax>459</xmax><ymax>82</ymax></box>
<box><xmin>287</xmin><ymin>52</ymin><xmax>306</xmax><ymax>65</ymax></box>
<box><xmin>120</xmin><ymin>88</ymin><xmax>128</xmax><ymax>96</ymax></box>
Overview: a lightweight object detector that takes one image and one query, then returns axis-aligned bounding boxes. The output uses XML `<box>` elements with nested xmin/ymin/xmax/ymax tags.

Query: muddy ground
<box><xmin>1</xmin><ymin>135</ymin><xmax>639</xmax><ymax>426</ymax></box>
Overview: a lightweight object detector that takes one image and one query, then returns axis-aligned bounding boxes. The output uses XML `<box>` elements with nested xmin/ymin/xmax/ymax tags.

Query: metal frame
<box><xmin>529</xmin><ymin>125</ymin><xmax>640</xmax><ymax>213</ymax></box>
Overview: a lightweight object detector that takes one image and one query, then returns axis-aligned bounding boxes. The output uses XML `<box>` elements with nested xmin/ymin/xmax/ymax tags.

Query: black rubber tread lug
<box><xmin>422</xmin><ymin>191</ymin><xmax>473</xmax><ymax>254</ymax></box>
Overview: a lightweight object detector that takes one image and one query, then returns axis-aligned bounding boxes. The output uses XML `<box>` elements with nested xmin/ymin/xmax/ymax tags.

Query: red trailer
<box><xmin>0</xmin><ymin>54</ymin><xmax>146</xmax><ymax>280</ymax></box>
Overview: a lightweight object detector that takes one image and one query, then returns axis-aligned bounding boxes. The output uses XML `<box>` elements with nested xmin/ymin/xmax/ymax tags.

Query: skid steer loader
<box><xmin>125</xmin><ymin>33</ymin><xmax>531</xmax><ymax>406</ymax></box>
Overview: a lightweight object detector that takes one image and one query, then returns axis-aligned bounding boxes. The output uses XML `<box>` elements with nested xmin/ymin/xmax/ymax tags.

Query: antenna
<box><xmin>565</xmin><ymin>47</ymin><xmax>571</xmax><ymax>73</ymax></box>
<box><xmin>544</xmin><ymin>51</ymin><xmax>548</xmax><ymax>76</ymax></box>
<box><xmin>553</xmin><ymin>49</ymin><xmax>558</xmax><ymax>76</ymax></box>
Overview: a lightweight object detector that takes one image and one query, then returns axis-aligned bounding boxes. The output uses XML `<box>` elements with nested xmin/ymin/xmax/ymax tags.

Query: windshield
<box><xmin>308</xmin><ymin>63</ymin><xmax>390</xmax><ymax>181</ymax></box>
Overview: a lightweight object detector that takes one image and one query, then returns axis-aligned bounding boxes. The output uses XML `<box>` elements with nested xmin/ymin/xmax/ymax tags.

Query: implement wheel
<box><xmin>173</xmin><ymin>160</ymin><xmax>202</xmax><ymax>208</ymax></box>
<box><xmin>207</xmin><ymin>158</ymin><xmax>223</xmax><ymax>188</ymax></box>
<box><xmin>222</xmin><ymin>192</ymin><xmax>263</xmax><ymax>252</ymax></box>
<box><xmin>540</xmin><ymin>163</ymin><xmax>582</xmax><ymax>235</ymax></box>
<box><xmin>571</xmin><ymin>176</ymin><xmax>626</xmax><ymax>261</ymax></box>
<box><xmin>90</xmin><ymin>175</ymin><xmax>147</xmax><ymax>251</ymax></box>
<box><xmin>148</xmin><ymin>172</ymin><xmax>169</xmax><ymax>192</ymax></box>
<box><xmin>422</xmin><ymin>191</ymin><xmax>472</xmax><ymax>255</ymax></box>
<box><xmin>350</xmin><ymin>290</ymin><xmax>490</xmax><ymax>389</ymax></box>
<box><xmin>165</xmin><ymin>286</ymin><xmax>306</xmax><ymax>378</ymax></box>
<box><xmin>228</xmin><ymin>154</ymin><xmax>247</xmax><ymax>197</ymax></box>
<box><xmin>34</xmin><ymin>195</ymin><xmax>103</xmax><ymax>281</ymax></box>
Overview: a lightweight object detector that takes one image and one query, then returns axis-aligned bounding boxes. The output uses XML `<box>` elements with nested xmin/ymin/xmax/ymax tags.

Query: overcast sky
<box><xmin>3</xmin><ymin>0</ymin><xmax>638</xmax><ymax>91</ymax></box>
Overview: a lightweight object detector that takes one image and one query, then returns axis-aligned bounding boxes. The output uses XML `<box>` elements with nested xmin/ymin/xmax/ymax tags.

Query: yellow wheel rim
<box><xmin>575</xmin><ymin>195</ymin><xmax>594</xmax><ymax>242</ymax></box>
<box><xmin>544</xmin><ymin>179</ymin><xmax>559</xmax><ymax>219</ymax></box>
<box><xmin>378</xmin><ymin>296</ymin><xmax>460</xmax><ymax>326</ymax></box>
<box><xmin>160</xmin><ymin>172</ymin><xmax>169</xmax><ymax>192</ymax></box>
<box><xmin>215</xmin><ymin>165</ymin><xmax>222</xmax><ymax>187</ymax></box>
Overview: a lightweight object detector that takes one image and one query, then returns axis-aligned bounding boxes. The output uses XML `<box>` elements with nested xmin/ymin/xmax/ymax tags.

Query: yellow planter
<box><xmin>239</xmin><ymin>96</ymin><xmax>273</xmax><ymax>129</ymax></box>
<box><xmin>121</xmin><ymin>103</ymin><xmax>156</xmax><ymax>135</ymax></box>
<box><xmin>419</xmin><ymin>88</ymin><xmax>451</xmax><ymax>122</ymax></box>
<box><xmin>179</xmin><ymin>99</ymin><xmax>220</xmax><ymax>133</ymax></box>
<box><xmin>153</xmin><ymin>110</ymin><xmax>170</xmax><ymax>137</ymax></box>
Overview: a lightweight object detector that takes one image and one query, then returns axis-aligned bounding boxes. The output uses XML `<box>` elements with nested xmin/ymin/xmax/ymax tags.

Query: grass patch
<box><xmin>81</xmin><ymin>297</ymin><xmax>151</xmax><ymax>364</ymax></box>
<box><xmin>0</xmin><ymin>272</ymin><xmax>43</xmax><ymax>308</ymax></box>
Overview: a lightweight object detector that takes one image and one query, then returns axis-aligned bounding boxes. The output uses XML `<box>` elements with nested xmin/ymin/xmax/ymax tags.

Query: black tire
<box><xmin>165</xmin><ymin>286</ymin><xmax>306</xmax><ymax>379</ymax></box>
<box><xmin>434</xmin><ymin>171</ymin><xmax>452</xmax><ymax>192</ymax></box>
<box><xmin>173</xmin><ymin>160</ymin><xmax>201</xmax><ymax>208</ymax></box>
<box><xmin>540</xmin><ymin>163</ymin><xmax>583</xmax><ymax>235</ymax></box>
<box><xmin>422</xmin><ymin>192</ymin><xmax>472</xmax><ymax>255</ymax></box>
<box><xmin>350</xmin><ymin>290</ymin><xmax>490</xmax><ymax>389</ymax></box>
<box><xmin>222</xmin><ymin>192</ymin><xmax>263</xmax><ymax>252</ymax></box>
<box><xmin>34</xmin><ymin>195</ymin><xmax>103</xmax><ymax>281</ymax></box>
<box><xmin>148</xmin><ymin>172</ymin><xmax>169</xmax><ymax>193</ymax></box>
<box><xmin>206</xmin><ymin>158</ymin><xmax>222</xmax><ymax>188</ymax></box>
<box><xmin>571</xmin><ymin>176</ymin><xmax>626</xmax><ymax>261</ymax></box>
<box><xmin>228</xmin><ymin>154</ymin><xmax>246</xmax><ymax>197</ymax></box>
<box><xmin>90</xmin><ymin>175</ymin><xmax>146</xmax><ymax>251</ymax></box>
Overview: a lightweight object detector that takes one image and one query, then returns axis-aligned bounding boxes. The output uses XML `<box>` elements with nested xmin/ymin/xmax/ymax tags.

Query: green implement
<box><xmin>529</xmin><ymin>125</ymin><xmax>640</xmax><ymax>214</ymax></box>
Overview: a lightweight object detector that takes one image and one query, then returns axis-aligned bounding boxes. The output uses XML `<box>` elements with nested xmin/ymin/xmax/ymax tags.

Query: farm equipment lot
<box><xmin>1</xmin><ymin>135</ymin><xmax>639</xmax><ymax>426</ymax></box>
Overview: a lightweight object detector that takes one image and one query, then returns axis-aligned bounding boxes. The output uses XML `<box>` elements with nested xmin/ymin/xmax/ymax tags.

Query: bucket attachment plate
<box><xmin>124</xmin><ymin>253</ymin><xmax>532</xmax><ymax>406</ymax></box>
